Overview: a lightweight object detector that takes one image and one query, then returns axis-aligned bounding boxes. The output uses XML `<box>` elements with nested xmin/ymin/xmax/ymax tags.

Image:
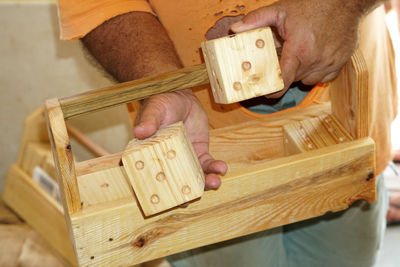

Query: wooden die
<box><xmin>122</xmin><ymin>121</ymin><xmax>205</xmax><ymax>216</ymax></box>
<box><xmin>201</xmin><ymin>27</ymin><xmax>284</xmax><ymax>104</ymax></box>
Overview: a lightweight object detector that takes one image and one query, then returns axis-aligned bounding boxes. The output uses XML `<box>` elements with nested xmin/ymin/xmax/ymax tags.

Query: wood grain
<box><xmin>19</xmin><ymin>142</ymin><xmax>56</xmax><ymax>180</ymax></box>
<box><xmin>201</xmin><ymin>27</ymin><xmax>283</xmax><ymax>104</ymax></box>
<box><xmin>330</xmin><ymin>49</ymin><xmax>369</xmax><ymax>138</ymax></box>
<box><xmin>66</xmin><ymin>123</ymin><xmax>110</xmax><ymax>157</ymax></box>
<box><xmin>16</xmin><ymin>108</ymin><xmax>49</xmax><ymax>166</ymax></box>
<box><xmin>70</xmin><ymin>138</ymin><xmax>375</xmax><ymax>266</ymax></box>
<box><xmin>78</xmin><ymin>166</ymin><xmax>134</xmax><ymax>208</ymax></box>
<box><xmin>60</xmin><ymin>64</ymin><xmax>208</xmax><ymax>119</ymax></box>
<box><xmin>44</xmin><ymin>99</ymin><xmax>81</xmax><ymax>214</ymax></box>
<box><xmin>3</xmin><ymin>164</ymin><xmax>77</xmax><ymax>266</ymax></box>
<box><xmin>122</xmin><ymin>122</ymin><xmax>205</xmax><ymax>216</ymax></box>
<box><xmin>209</xmin><ymin>103</ymin><xmax>331</xmax><ymax>171</ymax></box>
<box><xmin>283</xmin><ymin>114</ymin><xmax>353</xmax><ymax>155</ymax></box>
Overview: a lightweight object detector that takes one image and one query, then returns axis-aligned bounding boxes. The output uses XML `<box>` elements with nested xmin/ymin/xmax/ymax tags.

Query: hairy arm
<box><xmin>83</xmin><ymin>12</ymin><xmax>227</xmax><ymax>189</ymax></box>
<box><xmin>83</xmin><ymin>12</ymin><xmax>182</xmax><ymax>81</ymax></box>
<box><xmin>231</xmin><ymin>0</ymin><xmax>385</xmax><ymax>96</ymax></box>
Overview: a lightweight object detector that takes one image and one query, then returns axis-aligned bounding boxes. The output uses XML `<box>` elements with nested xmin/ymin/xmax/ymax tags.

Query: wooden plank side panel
<box><xmin>283</xmin><ymin>114</ymin><xmax>353</xmax><ymax>155</ymax></box>
<box><xmin>3</xmin><ymin>164</ymin><xmax>77</xmax><ymax>266</ymax></box>
<box><xmin>44</xmin><ymin>99</ymin><xmax>81</xmax><ymax>214</ymax></box>
<box><xmin>71</xmin><ymin>138</ymin><xmax>375</xmax><ymax>266</ymax></box>
<box><xmin>210</xmin><ymin>103</ymin><xmax>331</xmax><ymax>170</ymax></box>
<box><xmin>330</xmin><ymin>50</ymin><xmax>369</xmax><ymax>138</ymax></box>
<box><xmin>78</xmin><ymin>166</ymin><xmax>134</xmax><ymax>208</ymax></box>
<box><xmin>17</xmin><ymin>108</ymin><xmax>50</xmax><ymax>166</ymax></box>
<box><xmin>60</xmin><ymin>64</ymin><xmax>209</xmax><ymax>119</ymax></box>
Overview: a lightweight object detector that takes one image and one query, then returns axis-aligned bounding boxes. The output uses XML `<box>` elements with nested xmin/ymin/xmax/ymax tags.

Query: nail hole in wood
<box><xmin>242</xmin><ymin>61</ymin><xmax>252</xmax><ymax>71</ymax></box>
<box><xmin>156</xmin><ymin>172</ymin><xmax>166</xmax><ymax>181</ymax></box>
<box><xmin>167</xmin><ymin>150</ymin><xmax>176</xmax><ymax>159</ymax></box>
<box><xmin>256</xmin><ymin>39</ymin><xmax>265</xmax><ymax>48</ymax></box>
<box><xmin>151</xmin><ymin>194</ymin><xmax>160</xmax><ymax>204</ymax></box>
<box><xmin>135</xmin><ymin>161</ymin><xmax>144</xmax><ymax>170</ymax></box>
<box><xmin>233</xmin><ymin>81</ymin><xmax>242</xmax><ymax>91</ymax></box>
<box><xmin>182</xmin><ymin>185</ymin><xmax>191</xmax><ymax>194</ymax></box>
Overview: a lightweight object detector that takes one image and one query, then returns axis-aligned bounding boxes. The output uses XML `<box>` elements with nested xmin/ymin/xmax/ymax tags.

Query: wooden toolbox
<box><xmin>3</xmin><ymin>30</ymin><xmax>375</xmax><ymax>266</ymax></box>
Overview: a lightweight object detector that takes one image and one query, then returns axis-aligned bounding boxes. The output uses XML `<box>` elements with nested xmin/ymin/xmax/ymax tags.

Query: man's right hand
<box><xmin>231</xmin><ymin>0</ymin><xmax>382</xmax><ymax>97</ymax></box>
<box><xmin>134</xmin><ymin>89</ymin><xmax>227</xmax><ymax>190</ymax></box>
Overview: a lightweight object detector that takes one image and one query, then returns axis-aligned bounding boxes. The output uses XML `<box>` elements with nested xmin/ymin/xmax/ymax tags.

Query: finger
<box><xmin>320</xmin><ymin>70</ymin><xmax>340</xmax><ymax>83</ymax></box>
<box><xmin>279</xmin><ymin>43</ymin><xmax>300</xmax><ymax>92</ymax></box>
<box><xmin>198</xmin><ymin>153</ymin><xmax>227</xmax><ymax>190</ymax></box>
<box><xmin>205</xmin><ymin>173</ymin><xmax>222</xmax><ymax>190</ymax></box>
<box><xmin>230</xmin><ymin>6</ymin><xmax>281</xmax><ymax>33</ymax></box>
<box><xmin>199</xmin><ymin>153</ymin><xmax>228</xmax><ymax>175</ymax></box>
<box><xmin>301</xmin><ymin>70</ymin><xmax>340</xmax><ymax>85</ymax></box>
<box><xmin>133</xmin><ymin>98</ymin><xmax>164</xmax><ymax>139</ymax></box>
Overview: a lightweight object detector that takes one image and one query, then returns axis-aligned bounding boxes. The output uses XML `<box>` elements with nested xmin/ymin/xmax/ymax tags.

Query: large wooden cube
<box><xmin>201</xmin><ymin>27</ymin><xmax>284</xmax><ymax>104</ymax></box>
<box><xmin>122</xmin><ymin>121</ymin><xmax>205</xmax><ymax>216</ymax></box>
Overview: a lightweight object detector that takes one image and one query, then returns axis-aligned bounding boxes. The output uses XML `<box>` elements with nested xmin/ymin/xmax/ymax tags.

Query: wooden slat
<box><xmin>330</xmin><ymin>49</ymin><xmax>369</xmax><ymax>138</ymax></box>
<box><xmin>283</xmin><ymin>114</ymin><xmax>353</xmax><ymax>155</ymax></box>
<box><xmin>16</xmin><ymin>108</ymin><xmax>49</xmax><ymax>166</ymax></box>
<box><xmin>66</xmin><ymin>123</ymin><xmax>110</xmax><ymax>157</ymax></box>
<box><xmin>19</xmin><ymin>142</ymin><xmax>55</xmax><ymax>179</ymax></box>
<box><xmin>2</xmin><ymin>164</ymin><xmax>77</xmax><ymax>266</ymax></box>
<box><xmin>70</xmin><ymin>138</ymin><xmax>375</xmax><ymax>266</ymax></box>
<box><xmin>60</xmin><ymin>64</ymin><xmax>208</xmax><ymax>119</ymax></box>
<box><xmin>44</xmin><ymin>99</ymin><xmax>81</xmax><ymax>214</ymax></box>
<box><xmin>78</xmin><ymin>166</ymin><xmax>134</xmax><ymax>208</ymax></box>
<box><xmin>209</xmin><ymin>102</ymin><xmax>331</xmax><ymax>170</ymax></box>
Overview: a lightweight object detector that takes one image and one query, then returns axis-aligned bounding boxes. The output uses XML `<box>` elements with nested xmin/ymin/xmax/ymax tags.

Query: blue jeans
<box><xmin>167</xmin><ymin>87</ymin><xmax>388</xmax><ymax>267</ymax></box>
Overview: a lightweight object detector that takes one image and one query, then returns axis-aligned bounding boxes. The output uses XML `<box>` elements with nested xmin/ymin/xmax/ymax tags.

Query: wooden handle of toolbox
<box><xmin>59</xmin><ymin>64</ymin><xmax>208</xmax><ymax>119</ymax></box>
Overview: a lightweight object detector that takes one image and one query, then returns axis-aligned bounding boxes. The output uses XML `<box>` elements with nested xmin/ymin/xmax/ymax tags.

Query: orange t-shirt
<box><xmin>57</xmin><ymin>1</ymin><xmax>397</xmax><ymax>174</ymax></box>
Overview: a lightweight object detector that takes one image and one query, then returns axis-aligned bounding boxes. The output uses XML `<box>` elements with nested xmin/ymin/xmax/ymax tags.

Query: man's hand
<box><xmin>83</xmin><ymin>12</ymin><xmax>226</xmax><ymax>190</ymax></box>
<box><xmin>134</xmin><ymin>89</ymin><xmax>227</xmax><ymax>190</ymax></box>
<box><xmin>231</xmin><ymin>0</ymin><xmax>381</xmax><ymax>97</ymax></box>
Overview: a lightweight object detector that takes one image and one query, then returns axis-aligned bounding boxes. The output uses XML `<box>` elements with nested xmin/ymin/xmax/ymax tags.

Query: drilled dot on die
<box><xmin>233</xmin><ymin>81</ymin><xmax>242</xmax><ymax>91</ymax></box>
<box><xmin>242</xmin><ymin>61</ymin><xmax>252</xmax><ymax>71</ymax></box>
<box><xmin>156</xmin><ymin>172</ymin><xmax>166</xmax><ymax>181</ymax></box>
<box><xmin>167</xmin><ymin>150</ymin><xmax>176</xmax><ymax>159</ymax></box>
<box><xmin>182</xmin><ymin>185</ymin><xmax>191</xmax><ymax>194</ymax></box>
<box><xmin>150</xmin><ymin>194</ymin><xmax>160</xmax><ymax>204</ymax></box>
<box><xmin>256</xmin><ymin>39</ymin><xmax>265</xmax><ymax>48</ymax></box>
<box><xmin>135</xmin><ymin>160</ymin><xmax>144</xmax><ymax>170</ymax></box>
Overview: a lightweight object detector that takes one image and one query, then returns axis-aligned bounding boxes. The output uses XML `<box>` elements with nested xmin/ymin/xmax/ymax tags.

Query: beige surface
<box><xmin>0</xmin><ymin>2</ymin><xmax>133</xmax><ymax>191</ymax></box>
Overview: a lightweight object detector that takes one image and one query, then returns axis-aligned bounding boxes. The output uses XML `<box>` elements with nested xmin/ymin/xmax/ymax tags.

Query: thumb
<box><xmin>279</xmin><ymin>43</ymin><xmax>299</xmax><ymax>92</ymax></box>
<box><xmin>133</xmin><ymin>99</ymin><xmax>163</xmax><ymax>140</ymax></box>
<box><xmin>231</xmin><ymin>6</ymin><xmax>280</xmax><ymax>33</ymax></box>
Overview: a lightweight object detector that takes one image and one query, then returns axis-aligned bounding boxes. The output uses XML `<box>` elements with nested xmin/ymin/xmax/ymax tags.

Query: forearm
<box><xmin>82</xmin><ymin>11</ymin><xmax>183</xmax><ymax>82</ymax></box>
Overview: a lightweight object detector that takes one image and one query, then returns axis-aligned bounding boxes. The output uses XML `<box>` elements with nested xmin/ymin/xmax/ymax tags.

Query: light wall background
<box><xmin>0</xmin><ymin>2</ymin><xmax>133</xmax><ymax>191</ymax></box>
